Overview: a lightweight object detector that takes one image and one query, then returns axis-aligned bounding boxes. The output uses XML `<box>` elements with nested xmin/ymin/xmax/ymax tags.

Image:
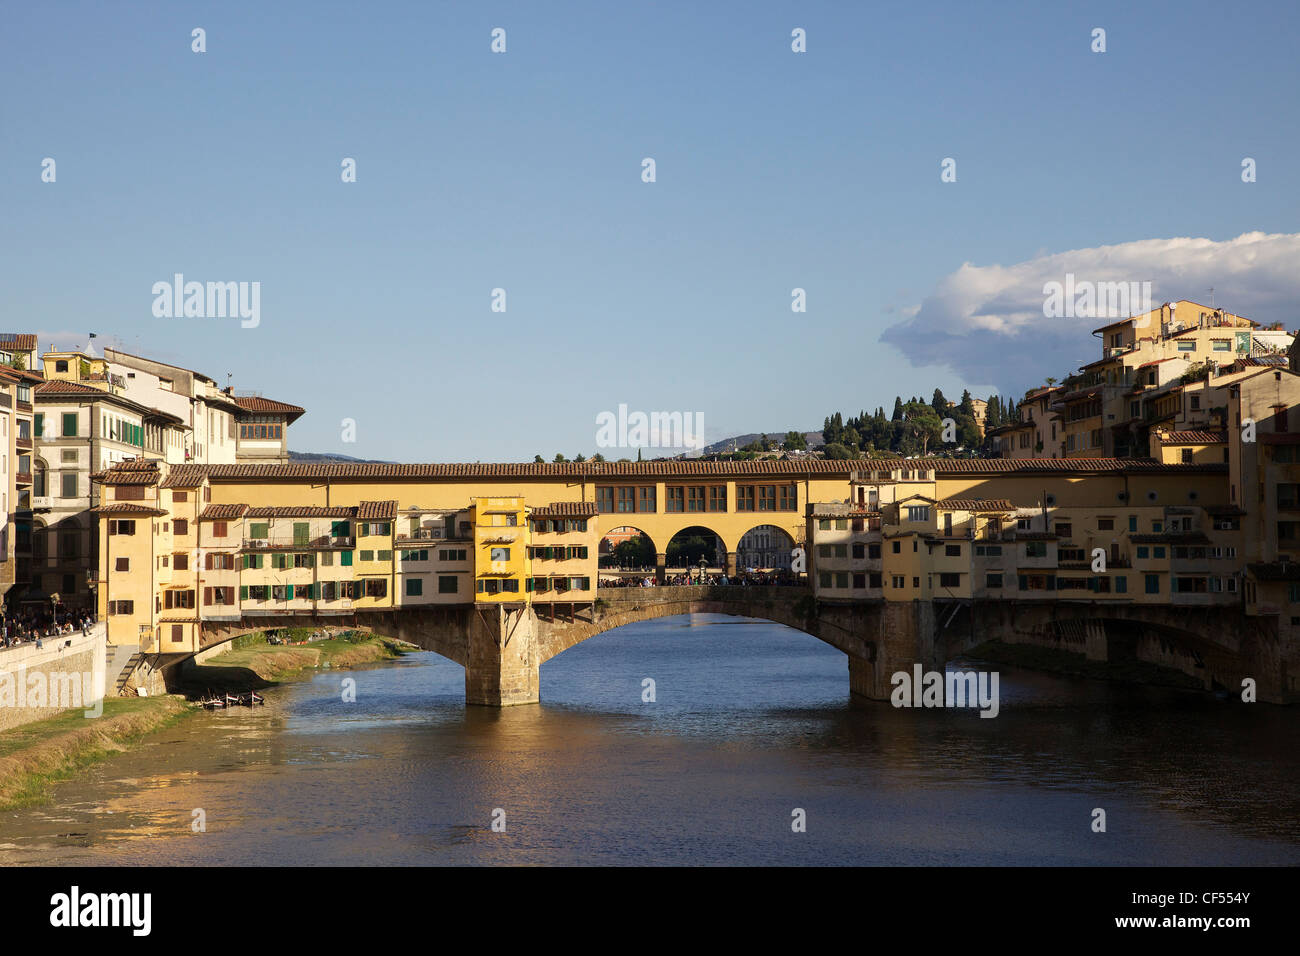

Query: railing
<box><xmin>15</xmin><ymin>472</ymin><xmax>31</xmax><ymax>485</ymax></box>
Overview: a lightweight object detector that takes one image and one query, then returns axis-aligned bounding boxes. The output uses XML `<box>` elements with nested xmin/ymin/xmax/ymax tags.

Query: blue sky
<box><xmin>3</xmin><ymin>0</ymin><xmax>1298</xmax><ymax>461</ymax></box>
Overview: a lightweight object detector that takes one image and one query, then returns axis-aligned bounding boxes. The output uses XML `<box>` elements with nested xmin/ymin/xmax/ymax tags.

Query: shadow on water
<box><xmin>0</xmin><ymin>614</ymin><xmax>1295</xmax><ymax>865</ymax></box>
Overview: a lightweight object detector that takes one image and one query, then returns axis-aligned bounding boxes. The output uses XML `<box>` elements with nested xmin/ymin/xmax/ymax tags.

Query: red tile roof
<box><xmin>935</xmin><ymin>498</ymin><xmax>1014</xmax><ymax>512</ymax></box>
<box><xmin>199</xmin><ymin>504</ymin><xmax>250</xmax><ymax>520</ymax></box>
<box><xmin>1158</xmin><ymin>430</ymin><xmax>1227</xmax><ymax>444</ymax></box>
<box><xmin>160</xmin><ymin>465</ymin><xmax>209</xmax><ymax>488</ymax></box>
<box><xmin>35</xmin><ymin>380</ymin><xmax>106</xmax><ymax>395</ymax></box>
<box><xmin>0</xmin><ymin>334</ymin><xmax>37</xmax><ymax>351</ymax></box>
<box><xmin>93</xmin><ymin>502</ymin><xmax>167</xmax><ymax>515</ymax></box>
<box><xmin>246</xmin><ymin>506</ymin><xmax>355</xmax><ymax>518</ymax></box>
<box><xmin>357</xmin><ymin>500</ymin><xmax>397</xmax><ymax>520</ymax></box>
<box><xmin>529</xmin><ymin>501</ymin><xmax>600</xmax><ymax>518</ymax></box>
<box><xmin>231</xmin><ymin>395</ymin><xmax>305</xmax><ymax>422</ymax></box>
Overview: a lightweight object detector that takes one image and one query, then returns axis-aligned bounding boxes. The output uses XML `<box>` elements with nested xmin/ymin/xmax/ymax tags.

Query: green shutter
<box><xmin>341</xmin><ymin>550</ymin><xmax>353</xmax><ymax>566</ymax></box>
<box><xmin>285</xmin><ymin>585</ymin><xmax>294</xmax><ymax>599</ymax></box>
<box><xmin>240</xmin><ymin>585</ymin><xmax>248</xmax><ymax>600</ymax></box>
<box><xmin>33</xmin><ymin>414</ymin><xmax>43</xmax><ymax>437</ymax></box>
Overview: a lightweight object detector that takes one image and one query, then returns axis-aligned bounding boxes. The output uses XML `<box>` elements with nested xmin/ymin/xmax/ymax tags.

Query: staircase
<box><xmin>105</xmin><ymin>644</ymin><xmax>141</xmax><ymax>697</ymax></box>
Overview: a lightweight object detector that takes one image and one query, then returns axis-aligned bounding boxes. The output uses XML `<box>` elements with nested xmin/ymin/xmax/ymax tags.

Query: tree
<box><xmin>7</xmin><ymin>354</ymin><xmax>24</xmax><ymax>370</ymax></box>
<box><xmin>822</xmin><ymin>442</ymin><xmax>855</xmax><ymax>460</ymax></box>
<box><xmin>783</xmin><ymin>430</ymin><xmax>807</xmax><ymax>450</ymax></box>
<box><xmin>533</xmin><ymin>455</ymin><xmax>544</xmax><ymax>463</ymax></box>
<box><xmin>591</xmin><ymin>452</ymin><xmax>606</xmax><ymax>462</ymax></box>
<box><xmin>891</xmin><ymin>397</ymin><xmax>904</xmax><ymax>422</ymax></box>
<box><xmin>553</xmin><ymin>453</ymin><xmax>567</xmax><ymax>463</ymax></box>
<box><xmin>931</xmin><ymin>388</ymin><xmax>949</xmax><ymax>415</ymax></box>
<box><xmin>573</xmin><ymin>453</ymin><xmax>586</xmax><ymax>462</ymax></box>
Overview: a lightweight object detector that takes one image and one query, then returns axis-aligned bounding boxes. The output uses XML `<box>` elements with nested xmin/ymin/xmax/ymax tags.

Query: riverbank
<box><xmin>964</xmin><ymin>639</ymin><xmax>1206</xmax><ymax>691</ymax></box>
<box><xmin>181</xmin><ymin>631</ymin><xmax>410</xmax><ymax>692</ymax></box>
<box><xmin>0</xmin><ymin>696</ymin><xmax>191</xmax><ymax>810</ymax></box>
<box><xmin>0</xmin><ymin>632</ymin><xmax>409</xmax><ymax>811</ymax></box>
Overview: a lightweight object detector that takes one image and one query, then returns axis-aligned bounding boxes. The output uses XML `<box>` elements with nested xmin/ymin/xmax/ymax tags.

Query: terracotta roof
<box><xmin>35</xmin><ymin>380</ymin><xmax>106</xmax><ymax>395</ymax></box>
<box><xmin>93</xmin><ymin>502</ymin><xmax>167</xmax><ymax>515</ymax></box>
<box><xmin>245</xmin><ymin>506</ymin><xmax>355</xmax><ymax>518</ymax></box>
<box><xmin>1137</xmin><ymin>358</ymin><xmax>1180</xmax><ymax>369</ymax></box>
<box><xmin>160</xmin><ymin>465</ymin><xmax>209</xmax><ymax>488</ymax></box>
<box><xmin>935</xmin><ymin>498</ymin><xmax>1015</xmax><ymax>513</ymax></box>
<box><xmin>199</xmin><ymin>504</ymin><xmax>250</xmax><ymax>520</ymax></box>
<box><xmin>529</xmin><ymin>501</ymin><xmax>599</xmax><ymax>518</ymax></box>
<box><xmin>1158</xmin><ymin>430</ymin><xmax>1227</xmax><ymax>444</ymax></box>
<box><xmin>107</xmin><ymin>457</ymin><xmax>1228</xmax><ymax>482</ymax></box>
<box><xmin>0</xmin><ymin>334</ymin><xmax>37</xmax><ymax>351</ymax></box>
<box><xmin>231</xmin><ymin>395</ymin><xmax>305</xmax><ymax>422</ymax></box>
<box><xmin>357</xmin><ymin>500</ymin><xmax>397</xmax><ymax>520</ymax></box>
<box><xmin>91</xmin><ymin>459</ymin><xmax>160</xmax><ymax>484</ymax></box>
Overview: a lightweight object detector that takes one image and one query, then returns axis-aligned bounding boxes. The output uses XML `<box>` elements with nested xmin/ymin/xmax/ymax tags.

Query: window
<box><xmin>1145</xmin><ymin>574</ymin><xmax>1160</xmax><ymax>594</ymax></box>
<box><xmin>108</xmin><ymin>519</ymin><xmax>136</xmax><ymax>536</ymax></box>
<box><xmin>1115</xmin><ymin>576</ymin><xmax>1127</xmax><ymax>593</ymax></box>
<box><xmin>686</xmin><ymin>486</ymin><xmax>707</xmax><ymax>512</ymax></box>
<box><xmin>736</xmin><ymin>486</ymin><xmax>755</xmax><ymax>511</ymax></box>
<box><xmin>341</xmin><ymin>551</ymin><xmax>353</xmax><ymax>566</ymax></box>
<box><xmin>852</xmin><ymin>543</ymin><xmax>865</xmax><ymax>560</ymax></box>
<box><xmin>1137</xmin><ymin>546</ymin><xmax>1149</xmax><ymax>559</ymax></box>
<box><xmin>709</xmin><ymin>486</ymin><xmax>726</xmax><ymax>512</ymax></box>
<box><xmin>62</xmin><ymin>412</ymin><xmax>78</xmax><ymax>437</ymax></box>
<box><xmin>174</xmin><ymin>491</ymin><xmax>188</xmax><ymax>502</ymax></box>
<box><xmin>108</xmin><ymin>600</ymin><xmax>134</xmax><ymax>615</ymax></box>
<box><xmin>868</xmin><ymin>544</ymin><xmax>881</xmax><ymax>559</ymax></box>
<box><xmin>945</xmin><ymin>544</ymin><xmax>961</xmax><ymax>557</ymax></box>
<box><xmin>617</xmin><ymin>487</ymin><xmax>636</xmax><ymax>513</ymax></box>
<box><xmin>213</xmin><ymin>520</ymin><xmax>228</xmax><ymax>537</ymax></box>
<box><xmin>1055</xmin><ymin>522</ymin><xmax>1072</xmax><ymax>538</ymax></box>
<box><xmin>115</xmin><ymin>557</ymin><xmax>129</xmax><ymax>572</ymax></box>
<box><xmin>1177</xmin><ymin>340</ymin><xmax>1196</xmax><ymax>352</ymax></box>
<box><xmin>892</xmin><ymin>575</ymin><xmax>905</xmax><ymax>589</ymax></box>
<box><xmin>60</xmin><ymin>473</ymin><xmax>77</xmax><ymax>498</ymax></box>
<box><xmin>891</xmin><ymin>540</ymin><xmax>901</xmax><ymax>554</ymax></box>
<box><xmin>906</xmin><ymin>506</ymin><xmax>930</xmax><ymax>522</ymax></box>
<box><xmin>985</xmin><ymin>573</ymin><xmax>1003</xmax><ymax>589</ymax></box>
<box><xmin>248</xmin><ymin>522</ymin><xmax>268</xmax><ymax>539</ymax></box>
<box><xmin>778</xmin><ymin>485</ymin><xmax>798</xmax><ymax>510</ymax></box>
<box><xmin>939</xmin><ymin>573</ymin><xmax>960</xmax><ymax>588</ymax></box>
<box><xmin>638</xmin><ymin>486</ymin><xmax>656</xmax><ymax>513</ymax></box>
<box><xmin>596</xmin><ymin>487</ymin><xmax>614</xmax><ymax>513</ymax></box>
<box><xmin>440</xmin><ymin>548</ymin><xmax>467</xmax><ymax>562</ymax></box>
<box><xmin>364</xmin><ymin>579</ymin><xmax>387</xmax><ymax>598</ymax></box>
<box><xmin>405</xmin><ymin>578</ymin><xmax>423</xmax><ymax>597</ymax></box>
<box><xmin>757</xmin><ymin>486</ymin><xmax>777</xmax><ymax>511</ymax></box>
<box><xmin>174</xmin><ymin>518</ymin><xmax>189</xmax><ymax>536</ymax></box>
<box><xmin>438</xmin><ymin>576</ymin><xmax>458</xmax><ymax>594</ymax></box>
<box><xmin>818</xmin><ymin>519</ymin><xmax>831</xmax><ymax>531</ymax></box>
<box><xmin>360</xmin><ymin>550</ymin><xmax>374</xmax><ymax>562</ymax></box>
<box><xmin>835</xmin><ymin>572</ymin><xmax>848</xmax><ymax>589</ymax></box>
<box><xmin>1025</xmin><ymin>541</ymin><xmax>1047</xmax><ymax>558</ymax></box>
<box><xmin>1097</xmin><ymin>518</ymin><xmax>1113</xmax><ymax>531</ymax></box>
<box><xmin>666</xmin><ymin>487</ymin><xmax>684</xmax><ymax>513</ymax></box>
<box><xmin>173</xmin><ymin>553</ymin><xmax>189</xmax><ymax>571</ymax></box>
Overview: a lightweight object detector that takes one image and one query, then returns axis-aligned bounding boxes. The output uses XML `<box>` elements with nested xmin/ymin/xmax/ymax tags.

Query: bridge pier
<box><xmin>848</xmin><ymin>599</ymin><xmax>942</xmax><ymax>702</ymax></box>
<box><xmin>465</xmin><ymin>604</ymin><xmax>540</xmax><ymax>706</ymax></box>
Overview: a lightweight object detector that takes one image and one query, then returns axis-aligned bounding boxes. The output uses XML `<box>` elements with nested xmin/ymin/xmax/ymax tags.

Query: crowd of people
<box><xmin>598</xmin><ymin>569</ymin><xmax>802</xmax><ymax>588</ymax></box>
<box><xmin>1</xmin><ymin>609</ymin><xmax>96</xmax><ymax>650</ymax></box>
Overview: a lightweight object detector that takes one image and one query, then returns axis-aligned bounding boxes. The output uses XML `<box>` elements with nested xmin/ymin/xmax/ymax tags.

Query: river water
<box><xmin>1</xmin><ymin>614</ymin><xmax>1296</xmax><ymax>865</ymax></box>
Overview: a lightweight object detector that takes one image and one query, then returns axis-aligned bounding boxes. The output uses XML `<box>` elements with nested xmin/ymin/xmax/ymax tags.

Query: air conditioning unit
<box><xmin>252</xmin><ymin>540</ymin><xmax>267</xmax><ymax>549</ymax></box>
<box><xmin>1216</xmin><ymin>521</ymin><xmax>1233</xmax><ymax>530</ymax></box>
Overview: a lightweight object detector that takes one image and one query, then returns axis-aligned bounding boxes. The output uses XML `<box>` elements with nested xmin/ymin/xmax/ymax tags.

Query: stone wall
<box><xmin>0</xmin><ymin>631</ymin><xmax>106</xmax><ymax>731</ymax></box>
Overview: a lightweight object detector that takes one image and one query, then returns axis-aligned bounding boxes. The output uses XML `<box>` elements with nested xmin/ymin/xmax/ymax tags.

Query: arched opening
<box><xmin>664</xmin><ymin>526</ymin><xmax>726</xmax><ymax>579</ymax></box>
<box><xmin>598</xmin><ymin>526</ymin><xmax>656</xmax><ymax>570</ymax></box>
<box><xmin>736</xmin><ymin>524</ymin><xmax>796</xmax><ymax>571</ymax></box>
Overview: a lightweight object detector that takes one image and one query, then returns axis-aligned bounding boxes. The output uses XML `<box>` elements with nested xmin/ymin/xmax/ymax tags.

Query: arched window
<box><xmin>33</xmin><ymin>460</ymin><xmax>47</xmax><ymax>497</ymax></box>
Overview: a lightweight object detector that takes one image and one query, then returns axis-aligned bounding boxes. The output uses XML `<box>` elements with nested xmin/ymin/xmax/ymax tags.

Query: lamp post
<box><xmin>50</xmin><ymin>591</ymin><xmax>61</xmax><ymax>628</ymax></box>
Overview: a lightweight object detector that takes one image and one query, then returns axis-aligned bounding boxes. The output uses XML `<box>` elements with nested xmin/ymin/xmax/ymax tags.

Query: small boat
<box><xmin>224</xmin><ymin>694</ymin><xmax>241</xmax><ymax>706</ymax></box>
<box><xmin>247</xmin><ymin>691</ymin><xmax>265</xmax><ymax>706</ymax></box>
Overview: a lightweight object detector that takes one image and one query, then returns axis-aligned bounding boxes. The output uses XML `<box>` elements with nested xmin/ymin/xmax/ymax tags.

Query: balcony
<box><xmin>31</xmin><ymin>495</ymin><xmax>51</xmax><ymax>510</ymax></box>
<box><xmin>14</xmin><ymin>436</ymin><xmax>31</xmax><ymax>451</ymax></box>
<box><xmin>15</xmin><ymin>472</ymin><xmax>32</xmax><ymax>486</ymax></box>
<box><xmin>397</xmin><ymin>528</ymin><xmax>448</xmax><ymax>542</ymax></box>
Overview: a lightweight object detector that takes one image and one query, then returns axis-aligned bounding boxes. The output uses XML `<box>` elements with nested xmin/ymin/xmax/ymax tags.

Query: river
<box><xmin>1</xmin><ymin>614</ymin><xmax>1296</xmax><ymax>865</ymax></box>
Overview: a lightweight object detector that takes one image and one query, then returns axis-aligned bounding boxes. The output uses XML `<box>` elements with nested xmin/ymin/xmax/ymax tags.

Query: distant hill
<box><xmin>288</xmin><ymin>451</ymin><xmax>395</xmax><ymax>464</ymax></box>
<box><xmin>700</xmin><ymin>431</ymin><xmax>824</xmax><ymax>455</ymax></box>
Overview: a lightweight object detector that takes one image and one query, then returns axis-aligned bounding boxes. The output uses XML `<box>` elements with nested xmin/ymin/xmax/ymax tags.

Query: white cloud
<box><xmin>880</xmin><ymin>231</ymin><xmax>1300</xmax><ymax>389</ymax></box>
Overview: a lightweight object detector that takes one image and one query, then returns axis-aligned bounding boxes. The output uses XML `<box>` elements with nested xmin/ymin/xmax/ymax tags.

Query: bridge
<box><xmin>183</xmin><ymin>585</ymin><xmax>1291</xmax><ymax>706</ymax></box>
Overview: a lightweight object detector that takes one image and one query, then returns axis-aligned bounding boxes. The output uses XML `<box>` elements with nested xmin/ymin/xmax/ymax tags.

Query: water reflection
<box><xmin>0</xmin><ymin>614</ymin><xmax>1295</xmax><ymax>865</ymax></box>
